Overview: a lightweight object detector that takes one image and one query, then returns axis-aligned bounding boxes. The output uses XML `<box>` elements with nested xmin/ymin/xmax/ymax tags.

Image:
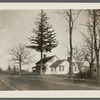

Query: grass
<box><xmin>9</xmin><ymin>74</ymin><xmax>100</xmax><ymax>90</ymax></box>
<box><xmin>10</xmin><ymin>74</ymin><xmax>100</xmax><ymax>88</ymax></box>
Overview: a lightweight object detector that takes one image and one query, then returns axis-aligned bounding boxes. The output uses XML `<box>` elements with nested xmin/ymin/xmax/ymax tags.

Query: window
<box><xmin>51</xmin><ymin>68</ymin><xmax>53</xmax><ymax>72</ymax></box>
<box><xmin>62</xmin><ymin>66</ymin><xmax>64</xmax><ymax>71</ymax></box>
<box><xmin>75</xmin><ymin>67</ymin><xmax>77</xmax><ymax>71</ymax></box>
<box><xmin>55</xmin><ymin>67</ymin><xmax>56</xmax><ymax>71</ymax></box>
<box><xmin>59</xmin><ymin>66</ymin><xmax>61</xmax><ymax>71</ymax></box>
<box><xmin>94</xmin><ymin>69</ymin><xmax>96</xmax><ymax>72</ymax></box>
<box><xmin>59</xmin><ymin>65</ymin><xmax>65</xmax><ymax>71</ymax></box>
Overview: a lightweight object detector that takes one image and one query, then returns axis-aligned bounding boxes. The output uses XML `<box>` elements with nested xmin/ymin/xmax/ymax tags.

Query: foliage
<box><xmin>76</xmin><ymin>70</ymin><xmax>91</xmax><ymax>79</ymax></box>
<box><xmin>0</xmin><ymin>67</ymin><xmax>3</xmax><ymax>73</ymax></box>
<box><xmin>27</xmin><ymin>10</ymin><xmax>58</xmax><ymax>74</ymax></box>
<box><xmin>28</xmin><ymin>10</ymin><xmax>58</xmax><ymax>53</ymax></box>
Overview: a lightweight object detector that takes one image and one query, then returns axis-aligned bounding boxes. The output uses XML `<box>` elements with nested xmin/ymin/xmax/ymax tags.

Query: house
<box><xmin>49</xmin><ymin>59</ymin><xmax>79</xmax><ymax>74</ymax></box>
<box><xmin>32</xmin><ymin>55</ymin><xmax>79</xmax><ymax>75</ymax></box>
<box><xmin>49</xmin><ymin>59</ymin><xmax>69</xmax><ymax>74</ymax></box>
<box><xmin>81</xmin><ymin>65</ymin><xmax>90</xmax><ymax>73</ymax></box>
<box><xmin>91</xmin><ymin>63</ymin><xmax>99</xmax><ymax>78</ymax></box>
<box><xmin>72</xmin><ymin>63</ymin><xmax>79</xmax><ymax>74</ymax></box>
<box><xmin>32</xmin><ymin>55</ymin><xmax>59</xmax><ymax>74</ymax></box>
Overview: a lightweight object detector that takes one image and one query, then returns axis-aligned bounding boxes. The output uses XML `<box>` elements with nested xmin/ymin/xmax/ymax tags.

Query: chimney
<box><xmin>67</xmin><ymin>57</ymin><xmax>70</xmax><ymax>61</ymax></box>
<box><xmin>43</xmin><ymin>54</ymin><xmax>46</xmax><ymax>58</ymax></box>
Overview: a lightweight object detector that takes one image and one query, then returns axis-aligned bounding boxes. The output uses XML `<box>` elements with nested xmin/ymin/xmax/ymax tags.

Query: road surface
<box><xmin>0</xmin><ymin>75</ymin><xmax>99</xmax><ymax>90</ymax></box>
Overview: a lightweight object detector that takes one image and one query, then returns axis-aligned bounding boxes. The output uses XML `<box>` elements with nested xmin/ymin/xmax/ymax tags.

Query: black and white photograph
<box><xmin>0</xmin><ymin>3</ymin><xmax>100</xmax><ymax>92</ymax></box>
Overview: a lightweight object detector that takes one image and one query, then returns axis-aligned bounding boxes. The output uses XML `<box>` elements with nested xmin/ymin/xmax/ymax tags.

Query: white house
<box><xmin>32</xmin><ymin>55</ymin><xmax>79</xmax><ymax>75</ymax></box>
<box><xmin>49</xmin><ymin>59</ymin><xmax>69</xmax><ymax>74</ymax></box>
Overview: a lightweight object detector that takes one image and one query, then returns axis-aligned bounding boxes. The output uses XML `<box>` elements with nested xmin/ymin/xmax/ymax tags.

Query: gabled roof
<box><xmin>36</xmin><ymin>55</ymin><xmax>57</xmax><ymax>65</ymax></box>
<box><xmin>50</xmin><ymin>59</ymin><xmax>66</xmax><ymax>68</ymax></box>
<box><xmin>32</xmin><ymin>65</ymin><xmax>46</xmax><ymax>68</ymax></box>
<box><xmin>82</xmin><ymin>65</ymin><xmax>89</xmax><ymax>68</ymax></box>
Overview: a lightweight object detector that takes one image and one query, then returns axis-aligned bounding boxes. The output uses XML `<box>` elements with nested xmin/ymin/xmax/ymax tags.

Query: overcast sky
<box><xmin>0</xmin><ymin>10</ymin><xmax>88</xmax><ymax>70</ymax></box>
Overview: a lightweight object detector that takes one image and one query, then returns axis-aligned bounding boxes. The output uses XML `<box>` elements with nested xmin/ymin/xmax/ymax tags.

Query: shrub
<box><xmin>76</xmin><ymin>71</ymin><xmax>91</xmax><ymax>79</ymax></box>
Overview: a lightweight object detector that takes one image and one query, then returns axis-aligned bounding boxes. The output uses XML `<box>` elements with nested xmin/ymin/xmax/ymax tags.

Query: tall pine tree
<box><xmin>28</xmin><ymin>10</ymin><xmax>58</xmax><ymax>74</ymax></box>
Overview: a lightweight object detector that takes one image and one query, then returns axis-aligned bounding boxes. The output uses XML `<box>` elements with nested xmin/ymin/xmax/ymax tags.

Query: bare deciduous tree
<box><xmin>73</xmin><ymin>46</ymin><xmax>86</xmax><ymax>73</ymax></box>
<box><xmin>61</xmin><ymin>10</ymin><xmax>81</xmax><ymax>80</ymax></box>
<box><xmin>88</xmin><ymin>10</ymin><xmax>100</xmax><ymax>80</ymax></box>
<box><xmin>81</xmin><ymin>20</ymin><xmax>95</xmax><ymax>78</ymax></box>
<box><xmin>9</xmin><ymin>44</ymin><xmax>32</xmax><ymax>74</ymax></box>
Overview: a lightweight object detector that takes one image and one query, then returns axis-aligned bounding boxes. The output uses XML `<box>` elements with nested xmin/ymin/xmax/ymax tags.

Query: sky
<box><xmin>0</xmin><ymin>10</ymin><xmax>88</xmax><ymax>71</ymax></box>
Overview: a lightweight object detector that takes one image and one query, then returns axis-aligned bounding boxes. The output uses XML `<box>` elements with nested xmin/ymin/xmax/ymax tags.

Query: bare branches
<box><xmin>80</xmin><ymin>9</ymin><xmax>100</xmax><ymax>78</ymax></box>
<box><xmin>59</xmin><ymin>9</ymin><xmax>81</xmax><ymax>80</ymax></box>
<box><xmin>73</xmin><ymin>46</ymin><xmax>86</xmax><ymax>71</ymax></box>
<box><xmin>9</xmin><ymin>44</ymin><xmax>32</xmax><ymax>72</ymax></box>
<box><xmin>73</xmin><ymin>10</ymin><xmax>81</xmax><ymax>23</ymax></box>
<box><xmin>64</xmin><ymin>10</ymin><xmax>81</xmax><ymax>23</ymax></box>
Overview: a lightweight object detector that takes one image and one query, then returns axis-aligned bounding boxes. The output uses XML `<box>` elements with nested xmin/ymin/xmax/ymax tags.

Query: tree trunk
<box><xmin>90</xmin><ymin>31</ymin><xmax>94</xmax><ymax>78</ymax></box>
<box><xmin>19</xmin><ymin>62</ymin><xmax>22</xmax><ymax>75</ymax></box>
<box><xmin>40</xmin><ymin>10</ymin><xmax>43</xmax><ymax>75</ymax></box>
<box><xmin>40</xmin><ymin>51</ymin><xmax>43</xmax><ymax>75</ymax></box>
<box><xmin>96</xmin><ymin>53</ymin><xmax>99</xmax><ymax>80</ymax></box>
<box><xmin>69</xmin><ymin>9</ymin><xmax>73</xmax><ymax>81</ymax></box>
<box><xmin>90</xmin><ymin>62</ymin><xmax>93</xmax><ymax>78</ymax></box>
<box><xmin>93</xmin><ymin>10</ymin><xmax>100</xmax><ymax>81</ymax></box>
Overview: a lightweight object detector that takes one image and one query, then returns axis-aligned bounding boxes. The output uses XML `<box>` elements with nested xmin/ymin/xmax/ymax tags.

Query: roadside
<box><xmin>0</xmin><ymin>79</ymin><xmax>13</xmax><ymax>90</ymax></box>
<box><xmin>14</xmin><ymin>74</ymin><xmax>100</xmax><ymax>90</ymax></box>
<box><xmin>0</xmin><ymin>75</ymin><xmax>21</xmax><ymax>90</ymax></box>
<box><xmin>0</xmin><ymin>74</ymin><xmax>100</xmax><ymax>90</ymax></box>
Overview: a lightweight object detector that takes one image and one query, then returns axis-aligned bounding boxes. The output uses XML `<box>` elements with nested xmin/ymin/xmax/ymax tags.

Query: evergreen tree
<box><xmin>13</xmin><ymin>65</ymin><xmax>16</xmax><ymax>74</ymax></box>
<box><xmin>7</xmin><ymin>65</ymin><xmax>11</xmax><ymax>74</ymax></box>
<box><xmin>27</xmin><ymin>10</ymin><xmax>58</xmax><ymax>74</ymax></box>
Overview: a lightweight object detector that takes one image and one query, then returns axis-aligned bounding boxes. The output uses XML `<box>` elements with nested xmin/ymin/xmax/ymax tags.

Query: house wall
<box><xmin>45</xmin><ymin>61</ymin><xmax>69</xmax><ymax>74</ymax></box>
<box><xmin>72</xmin><ymin>63</ymin><xmax>79</xmax><ymax>74</ymax></box>
<box><xmin>81</xmin><ymin>67</ymin><xmax>89</xmax><ymax>73</ymax></box>
<box><xmin>53</xmin><ymin>61</ymin><xmax>69</xmax><ymax>74</ymax></box>
<box><xmin>35</xmin><ymin>55</ymin><xmax>79</xmax><ymax>75</ymax></box>
<box><xmin>45</xmin><ymin>60</ymin><xmax>79</xmax><ymax>75</ymax></box>
<box><xmin>44</xmin><ymin>56</ymin><xmax>59</xmax><ymax>74</ymax></box>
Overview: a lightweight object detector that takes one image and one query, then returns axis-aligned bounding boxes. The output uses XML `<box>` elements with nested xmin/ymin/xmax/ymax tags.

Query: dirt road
<box><xmin>0</xmin><ymin>75</ymin><xmax>100</xmax><ymax>90</ymax></box>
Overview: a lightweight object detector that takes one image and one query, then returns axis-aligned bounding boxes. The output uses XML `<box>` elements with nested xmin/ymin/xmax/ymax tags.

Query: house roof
<box><xmin>81</xmin><ymin>65</ymin><xmax>89</xmax><ymax>68</ymax></box>
<box><xmin>32</xmin><ymin>65</ymin><xmax>46</xmax><ymax>69</ymax></box>
<box><xmin>36</xmin><ymin>55</ymin><xmax>56</xmax><ymax>65</ymax></box>
<box><xmin>50</xmin><ymin>59</ymin><xmax>66</xmax><ymax>68</ymax></box>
